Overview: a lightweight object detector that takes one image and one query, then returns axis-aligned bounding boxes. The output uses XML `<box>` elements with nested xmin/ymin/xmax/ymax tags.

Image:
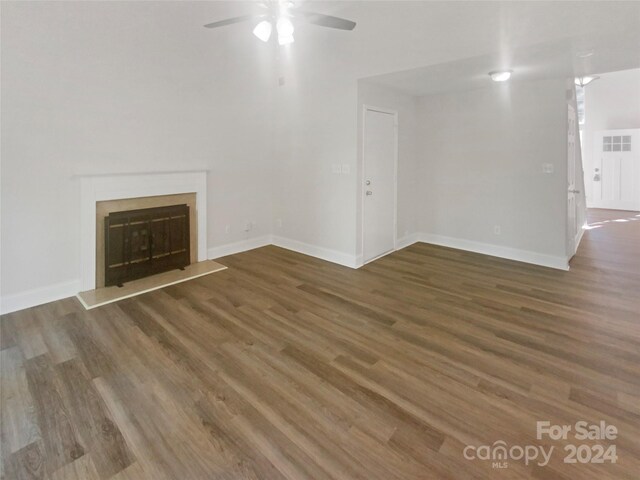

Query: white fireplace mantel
<box><xmin>79</xmin><ymin>170</ymin><xmax>207</xmax><ymax>291</ymax></box>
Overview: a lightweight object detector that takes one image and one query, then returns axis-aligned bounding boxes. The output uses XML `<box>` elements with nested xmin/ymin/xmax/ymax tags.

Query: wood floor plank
<box><xmin>55</xmin><ymin>358</ymin><xmax>133</xmax><ymax>479</ymax></box>
<box><xmin>4</xmin><ymin>441</ymin><xmax>46</xmax><ymax>480</ymax></box>
<box><xmin>23</xmin><ymin>354</ymin><xmax>85</xmax><ymax>475</ymax></box>
<box><xmin>0</xmin><ymin>348</ymin><xmax>41</xmax><ymax>457</ymax></box>
<box><xmin>49</xmin><ymin>455</ymin><xmax>100</xmax><ymax>480</ymax></box>
<box><xmin>12</xmin><ymin>310</ymin><xmax>47</xmax><ymax>360</ymax></box>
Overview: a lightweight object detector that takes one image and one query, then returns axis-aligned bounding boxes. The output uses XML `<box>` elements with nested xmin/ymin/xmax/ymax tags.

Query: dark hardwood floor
<box><xmin>2</xmin><ymin>209</ymin><xmax>639</xmax><ymax>479</ymax></box>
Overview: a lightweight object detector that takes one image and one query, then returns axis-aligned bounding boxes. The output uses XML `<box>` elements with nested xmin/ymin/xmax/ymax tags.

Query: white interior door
<box><xmin>590</xmin><ymin>129</ymin><xmax>640</xmax><ymax>211</ymax></box>
<box><xmin>567</xmin><ymin>105</ymin><xmax>578</xmax><ymax>256</ymax></box>
<box><xmin>363</xmin><ymin>107</ymin><xmax>397</xmax><ymax>263</ymax></box>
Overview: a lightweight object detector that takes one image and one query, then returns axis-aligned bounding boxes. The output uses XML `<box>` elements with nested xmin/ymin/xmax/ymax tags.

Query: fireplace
<box><xmin>104</xmin><ymin>204</ymin><xmax>190</xmax><ymax>286</ymax></box>
<box><xmin>79</xmin><ymin>171</ymin><xmax>208</xmax><ymax>292</ymax></box>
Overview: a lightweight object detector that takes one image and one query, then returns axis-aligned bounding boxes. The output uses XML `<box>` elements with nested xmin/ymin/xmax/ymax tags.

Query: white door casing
<box><xmin>362</xmin><ymin>106</ymin><xmax>398</xmax><ymax>264</ymax></box>
<box><xmin>567</xmin><ymin>104</ymin><xmax>579</xmax><ymax>257</ymax></box>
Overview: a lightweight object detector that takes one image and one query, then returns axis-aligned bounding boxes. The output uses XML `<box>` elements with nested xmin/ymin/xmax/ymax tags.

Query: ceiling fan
<box><xmin>204</xmin><ymin>1</ymin><xmax>356</xmax><ymax>45</ymax></box>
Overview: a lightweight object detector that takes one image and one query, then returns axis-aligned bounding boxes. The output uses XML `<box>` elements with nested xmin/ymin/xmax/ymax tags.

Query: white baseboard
<box><xmin>587</xmin><ymin>201</ymin><xmax>640</xmax><ymax>211</ymax></box>
<box><xmin>1</xmin><ymin>279</ymin><xmax>82</xmax><ymax>315</ymax></box>
<box><xmin>272</xmin><ymin>236</ymin><xmax>359</xmax><ymax>269</ymax></box>
<box><xmin>415</xmin><ymin>233</ymin><xmax>569</xmax><ymax>270</ymax></box>
<box><xmin>396</xmin><ymin>233</ymin><xmax>421</xmax><ymax>250</ymax></box>
<box><xmin>575</xmin><ymin>224</ymin><xmax>586</xmax><ymax>250</ymax></box>
<box><xmin>207</xmin><ymin>235</ymin><xmax>272</xmax><ymax>260</ymax></box>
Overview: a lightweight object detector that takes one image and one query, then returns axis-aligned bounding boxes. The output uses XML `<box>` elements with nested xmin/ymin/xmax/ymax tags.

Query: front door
<box><xmin>591</xmin><ymin>129</ymin><xmax>640</xmax><ymax>211</ymax></box>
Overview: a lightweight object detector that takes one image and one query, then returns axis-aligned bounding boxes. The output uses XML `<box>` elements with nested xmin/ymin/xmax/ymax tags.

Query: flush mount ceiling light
<box><xmin>575</xmin><ymin>76</ymin><xmax>600</xmax><ymax>87</ymax></box>
<box><xmin>204</xmin><ymin>1</ymin><xmax>356</xmax><ymax>46</ymax></box>
<box><xmin>489</xmin><ymin>70</ymin><xmax>513</xmax><ymax>82</ymax></box>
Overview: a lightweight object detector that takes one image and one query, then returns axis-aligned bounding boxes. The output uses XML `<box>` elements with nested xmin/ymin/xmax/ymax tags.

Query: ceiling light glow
<box><xmin>252</xmin><ymin>20</ymin><xmax>272</xmax><ymax>42</ymax></box>
<box><xmin>489</xmin><ymin>70</ymin><xmax>513</xmax><ymax>82</ymax></box>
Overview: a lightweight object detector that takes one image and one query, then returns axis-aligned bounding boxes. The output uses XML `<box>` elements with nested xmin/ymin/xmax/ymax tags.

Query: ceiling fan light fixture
<box><xmin>489</xmin><ymin>70</ymin><xmax>513</xmax><ymax>82</ymax></box>
<box><xmin>252</xmin><ymin>20</ymin><xmax>272</xmax><ymax>42</ymax></box>
<box><xmin>276</xmin><ymin>16</ymin><xmax>294</xmax><ymax>37</ymax></box>
<box><xmin>276</xmin><ymin>16</ymin><xmax>294</xmax><ymax>45</ymax></box>
<box><xmin>575</xmin><ymin>76</ymin><xmax>599</xmax><ymax>87</ymax></box>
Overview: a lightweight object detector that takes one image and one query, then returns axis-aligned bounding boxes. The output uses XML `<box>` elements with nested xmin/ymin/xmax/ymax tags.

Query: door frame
<box><xmin>566</xmin><ymin>103</ymin><xmax>579</xmax><ymax>259</ymax></box>
<box><xmin>360</xmin><ymin>104</ymin><xmax>399</xmax><ymax>265</ymax></box>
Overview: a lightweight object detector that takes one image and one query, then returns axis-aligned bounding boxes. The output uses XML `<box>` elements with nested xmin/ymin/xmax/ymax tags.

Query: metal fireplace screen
<box><xmin>105</xmin><ymin>204</ymin><xmax>190</xmax><ymax>287</ymax></box>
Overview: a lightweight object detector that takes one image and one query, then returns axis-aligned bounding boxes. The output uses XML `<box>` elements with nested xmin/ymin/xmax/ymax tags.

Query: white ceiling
<box><xmin>362</xmin><ymin>31</ymin><xmax>640</xmax><ymax>97</ymax></box>
<box><xmin>5</xmin><ymin>0</ymin><xmax>637</xmax><ymax>99</ymax></box>
<box><xmin>290</xmin><ymin>1</ymin><xmax>640</xmax><ymax>97</ymax></box>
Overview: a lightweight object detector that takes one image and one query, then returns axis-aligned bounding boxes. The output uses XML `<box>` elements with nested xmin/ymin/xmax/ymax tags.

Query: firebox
<box><xmin>104</xmin><ymin>204</ymin><xmax>190</xmax><ymax>286</ymax></box>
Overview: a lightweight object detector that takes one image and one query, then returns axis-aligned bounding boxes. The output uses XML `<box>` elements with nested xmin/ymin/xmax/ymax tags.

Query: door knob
<box><xmin>366</xmin><ymin>191</ymin><xmax>373</xmax><ymax>196</ymax></box>
<box><xmin>365</xmin><ymin>180</ymin><xmax>371</xmax><ymax>185</ymax></box>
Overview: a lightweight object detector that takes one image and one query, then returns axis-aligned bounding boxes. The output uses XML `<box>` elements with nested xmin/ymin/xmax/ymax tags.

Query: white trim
<box><xmin>75</xmin><ymin>265</ymin><xmax>227</xmax><ymax>310</ymax></box>
<box><xmin>415</xmin><ymin>233</ymin><xmax>569</xmax><ymax>270</ymax></box>
<box><xmin>396</xmin><ymin>233</ymin><xmax>421</xmax><ymax>250</ymax></box>
<box><xmin>272</xmin><ymin>236</ymin><xmax>359</xmax><ymax>269</ymax></box>
<box><xmin>585</xmin><ymin>200</ymin><xmax>640</xmax><ymax>211</ymax></box>
<box><xmin>208</xmin><ymin>235</ymin><xmax>273</xmax><ymax>260</ymax></box>
<box><xmin>1</xmin><ymin>279</ymin><xmax>81</xmax><ymax>315</ymax></box>
<box><xmin>79</xmin><ymin>171</ymin><xmax>207</xmax><ymax>291</ymax></box>
<box><xmin>574</xmin><ymin>223</ymin><xmax>586</xmax><ymax>254</ymax></box>
<box><xmin>360</xmin><ymin>105</ymin><xmax>399</xmax><ymax>266</ymax></box>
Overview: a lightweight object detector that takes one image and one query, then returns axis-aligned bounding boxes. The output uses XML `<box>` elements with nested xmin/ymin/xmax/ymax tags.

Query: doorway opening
<box><xmin>575</xmin><ymin>68</ymin><xmax>640</xmax><ymax>265</ymax></box>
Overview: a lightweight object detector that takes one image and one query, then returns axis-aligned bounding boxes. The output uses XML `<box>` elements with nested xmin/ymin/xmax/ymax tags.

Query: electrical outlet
<box><xmin>225</xmin><ymin>225</ymin><xmax>230</xmax><ymax>234</ymax></box>
<box><xmin>342</xmin><ymin>164</ymin><xmax>350</xmax><ymax>174</ymax></box>
<box><xmin>276</xmin><ymin>218</ymin><xmax>283</xmax><ymax>228</ymax></box>
<box><xmin>542</xmin><ymin>163</ymin><xmax>554</xmax><ymax>174</ymax></box>
<box><xmin>244</xmin><ymin>221</ymin><xmax>252</xmax><ymax>232</ymax></box>
<box><xmin>494</xmin><ymin>225</ymin><xmax>501</xmax><ymax>235</ymax></box>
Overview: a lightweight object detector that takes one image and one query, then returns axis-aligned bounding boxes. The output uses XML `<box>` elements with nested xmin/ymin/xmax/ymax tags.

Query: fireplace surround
<box><xmin>79</xmin><ymin>171</ymin><xmax>207</xmax><ymax>292</ymax></box>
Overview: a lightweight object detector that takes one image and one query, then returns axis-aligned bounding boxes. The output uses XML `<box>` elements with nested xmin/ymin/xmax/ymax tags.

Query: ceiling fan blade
<box><xmin>296</xmin><ymin>11</ymin><xmax>356</xmax><ymax>30</ymax></box>
<box><xmin>204</xmin><ymin>14</ymin><xmax>261</xmax><ymax>29</ymax></box>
